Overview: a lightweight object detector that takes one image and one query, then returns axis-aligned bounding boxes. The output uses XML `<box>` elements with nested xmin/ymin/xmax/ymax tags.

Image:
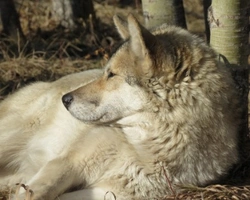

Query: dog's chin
<box><xmin>70</xmin><ymin>110</ymin><xmax>118</xmax><ymax>125</ymax></box>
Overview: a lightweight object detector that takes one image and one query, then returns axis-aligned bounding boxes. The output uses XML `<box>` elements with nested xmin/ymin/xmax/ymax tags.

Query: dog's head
<box><xmin>62</xmin><ymin>14</ymin><xmax>217</xmax><ymax>124</ymax></box>
<box><xmin>62</xmin><ymin>15</ymin><xmax>158</xmax><ymax>123</ymax></box>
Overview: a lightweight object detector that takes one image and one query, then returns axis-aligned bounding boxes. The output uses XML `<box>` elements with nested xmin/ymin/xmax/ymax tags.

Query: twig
<box><xmin>161</xmin><ymin>166</ymin><xmax>176</xmax><ymax>196</ymax></box>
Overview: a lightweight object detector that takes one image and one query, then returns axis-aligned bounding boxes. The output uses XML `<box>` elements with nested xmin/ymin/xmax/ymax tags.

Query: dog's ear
<box><xmin>127</xmin><ymin>14</ymin><xmax>156</xmax><ymax>60</ymax></box>
<box><xmin>127</xmin><ymin>14</ymin><xmax>157</xmax><ymax>76</ymax></box>
<box><xmin>113</xmin><ymin>15</ymin><xmax>129</xmax><ymax>40</ymax></box>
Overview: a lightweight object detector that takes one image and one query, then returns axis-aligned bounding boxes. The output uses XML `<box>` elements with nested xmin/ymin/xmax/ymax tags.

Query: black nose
<box><xmin>62</xmin><ymin>93</ymin><xmax>73</xmax><ymax>109</ymax></box>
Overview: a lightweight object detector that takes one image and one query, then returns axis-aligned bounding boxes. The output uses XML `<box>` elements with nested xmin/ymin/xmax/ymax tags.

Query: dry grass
<box><xmin>2</xmin><ymin>184</ymin><xmax>250</xmax><ymax>200</ymax></box>
<box><xmin>163</xmin><ymin>185</ymin><xmax>250</xmax><ymax>200</ymax></box>
<box><xmin>0</xmin><ymin>54</ymin><xmax>104</xmax><ymax>97</ymax></box>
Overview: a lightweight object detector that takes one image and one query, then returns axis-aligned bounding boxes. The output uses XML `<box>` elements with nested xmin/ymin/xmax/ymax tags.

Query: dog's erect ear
<box><xmin>113</xmin><ymin>15</ymin><xmax>129</xmax><ymax>40</ymax></box>
<box><xmin>127</xmin><ymin>14</ymin><xmax>157</xmax><ymax>60</ymax></box>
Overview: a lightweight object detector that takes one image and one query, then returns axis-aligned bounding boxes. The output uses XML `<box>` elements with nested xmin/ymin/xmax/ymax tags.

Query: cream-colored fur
<box><xmin>0</xmin><ymin>69</ymin><xmax>120</xmax><ymax>199</ymax></box>
<box><xmin>0</xmin><ymin>14</ymin><xmax>239</xmax><ymax>200</ymax></box>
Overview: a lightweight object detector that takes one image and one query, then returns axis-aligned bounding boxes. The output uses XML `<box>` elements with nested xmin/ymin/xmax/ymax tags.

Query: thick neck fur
<box><xmin>115</xmin><ymin>107</ymin><xmax>182</xmax><ymax>164</ymax></box>
<box><xmin>114</xmin><ymin>49</ymin><xmax>238</xmax><ymax>186</ymax></box>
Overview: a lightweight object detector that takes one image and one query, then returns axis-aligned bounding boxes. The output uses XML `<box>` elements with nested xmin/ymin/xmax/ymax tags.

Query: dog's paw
<box><xmin>11</xmin><ymin>183</ymin><xmax>34</xmax><ymax>200</ymax></box>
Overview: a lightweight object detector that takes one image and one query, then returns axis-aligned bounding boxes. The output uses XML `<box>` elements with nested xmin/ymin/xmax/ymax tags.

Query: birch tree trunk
<box><xmin>209</xmin><ymin>0</ymin><xmax>249</xmax><ymax>177</ymax></box>
<box><xmin>209</xmin><ymin>0</ymin><xmax>249</xmax><ymax>68</ymax></box>
<box><xmin>52</xmin><ymin>0</ymin><xmax>75</xmax><ymax>29</ymax></box>
<box><xmin>141</xmin><ymin>0</ymin><xmax>186</xmax><ymax>29</ymax></box>
<box><xmin>52</xmin><ymin>0</ymin><xmax>95</xmax><ymax>29</ymax></box>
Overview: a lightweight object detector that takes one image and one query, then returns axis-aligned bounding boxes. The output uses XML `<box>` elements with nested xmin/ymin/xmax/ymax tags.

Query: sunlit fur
<box><xmin>66</xmin><ymin>14</ymin><xmax>239</xmax><ymax>198</ymax></box>
<box><xmin>0</xmin><ymin>14</ymin><xmax>239</xmax><ymax>200</ymax></box>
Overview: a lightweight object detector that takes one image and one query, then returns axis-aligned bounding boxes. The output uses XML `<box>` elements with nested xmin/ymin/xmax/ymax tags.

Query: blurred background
<box><xmin>0</xmin><ymin>0</ymin><xmax>205</xmax><ymax>97</ymax></box>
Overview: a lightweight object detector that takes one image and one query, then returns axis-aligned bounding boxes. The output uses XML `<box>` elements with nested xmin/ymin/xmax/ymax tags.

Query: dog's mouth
<box><xmin>70</xmin><ymin>111</ymin><xmax>104</xmax><ymax>123</ymax></box>
<box><xmin>69</xmin><ymin>109</ymin><xmax>120</xmax><ymax>125</ymax></box>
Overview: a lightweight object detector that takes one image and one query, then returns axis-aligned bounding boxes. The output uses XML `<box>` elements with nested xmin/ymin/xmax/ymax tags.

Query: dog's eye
<box><xmin>107</xmin><ymin>71</ymin><xmax>116</xmax><ymax>79</ymax></box>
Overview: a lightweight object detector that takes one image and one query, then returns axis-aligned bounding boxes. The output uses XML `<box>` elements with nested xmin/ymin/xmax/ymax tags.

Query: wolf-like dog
<box><xmin>0</xmin><ymin>14</ymin><xmax>238</xmax><ymax>200</ymax></box>
<box><xmin>62</xmin><ymin>15</ymin><xmax>239</xmax><ymax>198</ymax></box>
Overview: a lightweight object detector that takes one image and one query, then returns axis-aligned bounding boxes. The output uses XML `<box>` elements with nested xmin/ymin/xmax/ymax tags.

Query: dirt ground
<box><xmin>0</xmin><ymin>0</ymin><xmax>249</xmax><ymax>199</ymax></box>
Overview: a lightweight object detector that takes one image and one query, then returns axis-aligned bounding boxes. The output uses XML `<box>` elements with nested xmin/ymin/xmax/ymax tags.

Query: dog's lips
<box><xmin>74</xmin><ymin>112</ymin><xmax>119</xmax><ymax>125</ymax></box>
<box><xmin>69</xmin><ymin>109</ymin><xmax>107</xmax><ymax>124</ymax></box>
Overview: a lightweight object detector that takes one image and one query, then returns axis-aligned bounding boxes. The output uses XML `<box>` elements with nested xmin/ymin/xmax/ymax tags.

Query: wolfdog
<box><xmin>62</xmin><ymin>14</ymin><xmax>239</xmax><ymax>198</ymax></box>
<box><xmin>0</xmin><ymin>14</ymin><xmax>238</xmax><ymax>200</ymax></box>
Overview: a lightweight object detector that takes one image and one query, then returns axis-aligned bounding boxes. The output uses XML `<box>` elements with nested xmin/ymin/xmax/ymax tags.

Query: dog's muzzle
<box><xmin>62</xmin><ymin>93</ymin><xmax>73</xmax><ymax>109</ymax></box>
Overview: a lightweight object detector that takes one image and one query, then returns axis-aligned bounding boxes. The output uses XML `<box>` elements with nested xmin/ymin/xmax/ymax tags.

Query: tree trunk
<box><xmin>141</xmin><ymin>0</ymin><xmax>186</xmax><ymax>29</ymax></box>
<box><xmin>209</xmin><ymin>0</ymin><xmax>249</xmax><ymax>182</ymax></box>
<box><xmin>209</xmin><ymin>1</ymin><xmax>249</xmax><ymax>67</ymax></box>
<box><xmin>0</xmin><ymin>0</ymin><xmax>25</xmax><ymax>42</ymax></box>
<box><xmin>71</xmin><ymin>0</ymin><xmax>96</xmax><ymax>23</ymax></box>
<box><xmin>52</xmin><ymin>0</ymin><xmax>75</xmax><ymax>29</ymax></box>
<box><xmin>203</xmin><ymin>0</ymin><xmax>212</xmax><ymax>43</ymax></box>
<box><xmin>52</xmin><ymin>0</ymin><xmax>96</xmax><ymax>29</ymax></box>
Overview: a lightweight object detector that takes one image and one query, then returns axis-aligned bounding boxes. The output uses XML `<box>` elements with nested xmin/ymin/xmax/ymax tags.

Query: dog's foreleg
<box><xmin>59</xmin><ymin>188</ymin><xmax>116</xmax><ymax>200</ymax></box>
<box><xmin>16</xmin><ymin>157</ymin><xmax>77</xmax><ymax>200</ymax></box>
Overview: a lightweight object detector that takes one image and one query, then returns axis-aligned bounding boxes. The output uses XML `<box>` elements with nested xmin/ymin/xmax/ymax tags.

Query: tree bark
<box><xmin>52</xmin><ymin>0</ymin><xmax>96</xmax><ymax>29</ymax></box>
<box><xmin>141</xmin><ymin>0</ymin><xmax>186</xmax><ymax>29</ymax></box>
<box><xmin>71</xmin><ymin>0</ymin><xmax>96</xmax><ymax>23</ymax></box>
<box><xmin>209</xmin><ymin>1</ymin><xmax>249</xmax><ymax>67</ymax></box>
<box><xmin>209</xmin><ymin>0</ymin><xmax>249</xmax><ymax>182</ymax></box>
<box><xmin>0</xmin><ymin>0</ymin><xmax>25</xmax><ymax>42</ymax></box>
<box><xmin>52</xmin><ymin>0</ymin><xmax>75</xmax><ymax>29</ymax></box>
<box><xmin>203</xmin><ymin>0</ymin><xmax>212</xmax><ymax>43</ymax></box>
